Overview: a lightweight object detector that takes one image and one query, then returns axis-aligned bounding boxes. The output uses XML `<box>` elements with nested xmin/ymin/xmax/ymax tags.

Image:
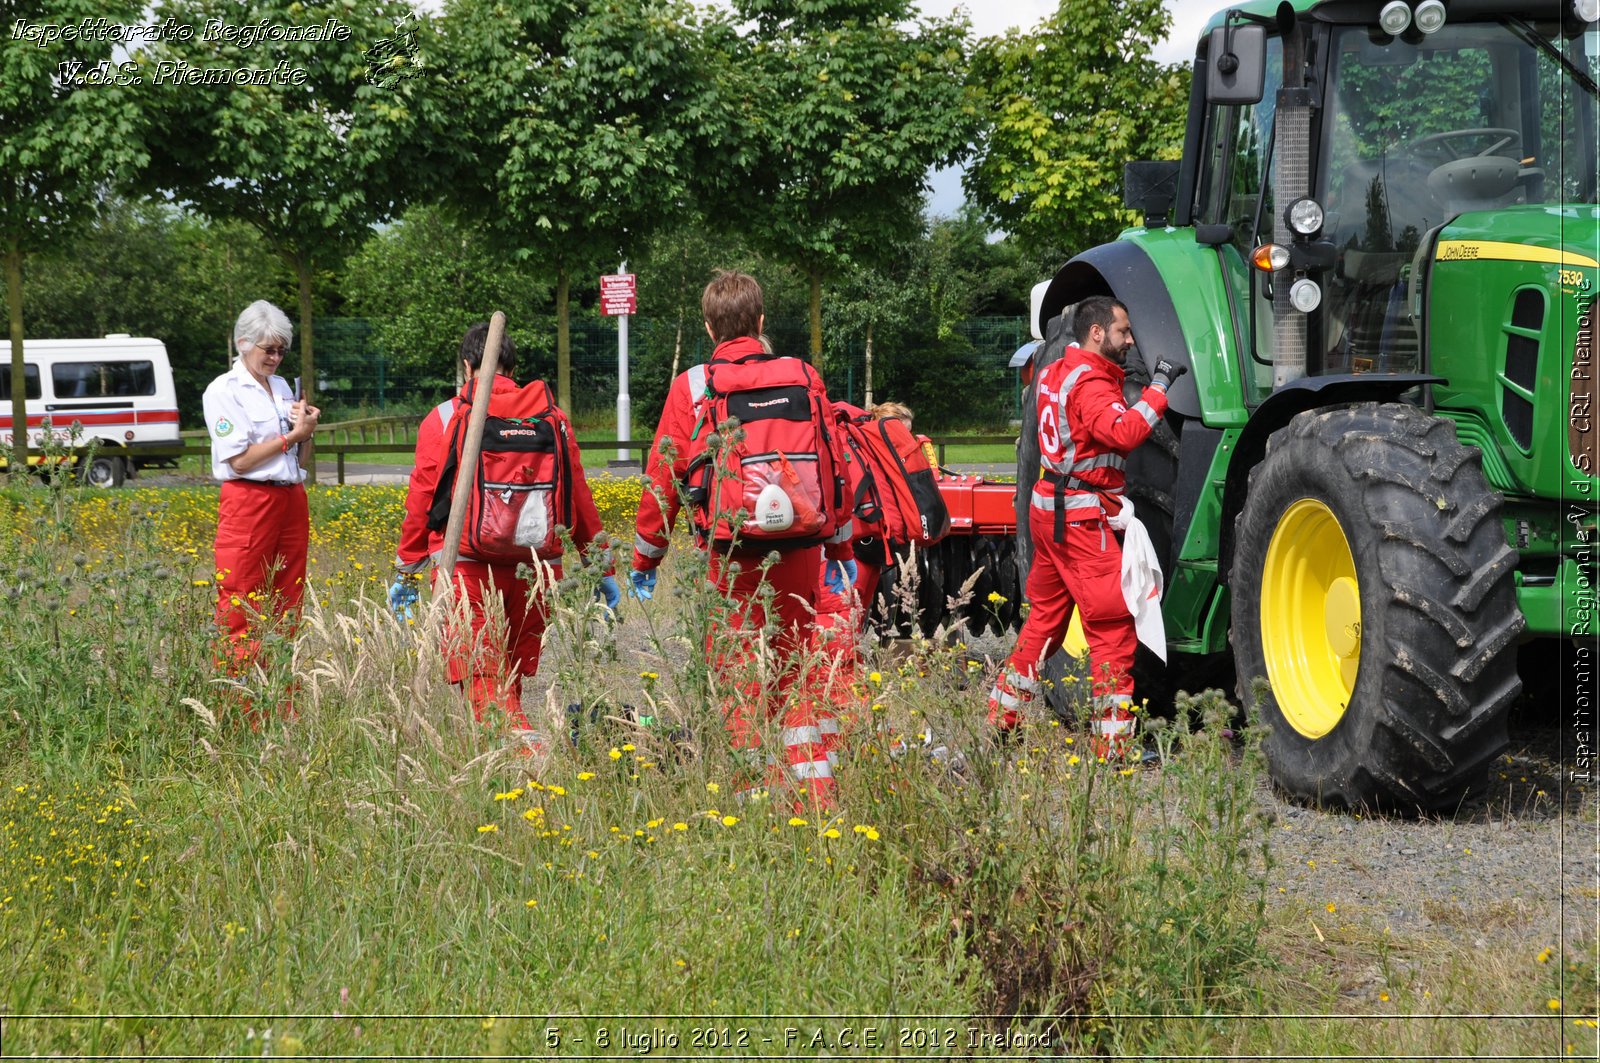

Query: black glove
<box><xmin>1151</xmin><ymin>358</ymin><xmax>1189</xmax><ymax>393</ymax></box>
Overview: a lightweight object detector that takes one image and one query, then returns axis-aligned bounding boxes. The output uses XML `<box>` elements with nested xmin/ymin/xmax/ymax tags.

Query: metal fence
<box><xmin>310</xmin><ymin>316</ymin><xmax>1032</xmax><ymax>429</ymax></box>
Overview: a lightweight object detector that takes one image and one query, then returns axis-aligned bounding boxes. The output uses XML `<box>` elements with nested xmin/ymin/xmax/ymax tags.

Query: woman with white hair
<box><xmin>201</xmin><ymin>300</ymin><xmax>321</xmax><ymax>716</ymax></box>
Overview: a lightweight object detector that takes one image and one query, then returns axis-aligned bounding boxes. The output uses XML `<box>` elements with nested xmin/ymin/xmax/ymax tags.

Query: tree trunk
<box><xmin>6</xmin><ymin>238</ymin><xmax>28</xmax><ymax>469</ymax></box>
<box><xmin>671</xmin><ymin>315</ymin><xmax>682</xmax><ymax>380</ymax></box>
<box><xmin>864</xmin><ymin>319</ymin><xmax>874</xmax><ymax>408</ymax></box>
<box><xmin>808</xmin><ymin>268</ymin><xmax>823</xmax><ymax>363</ymax></box>
<box><xmin>557</xmin><ymin>268</ymin><xmax>571</xmax><ymax>412</ymax></box>
<box><xmin>295</xmin><ymin>253</ymin><xmax>317</xmax><ymax>483</ymax></box>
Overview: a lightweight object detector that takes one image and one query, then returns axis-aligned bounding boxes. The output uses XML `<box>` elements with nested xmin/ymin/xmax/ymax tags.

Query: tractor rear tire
<box><xmin>1231</xmin><ymin>403</ymin><xmax>1523</xmax><ymax>812</ymax></box>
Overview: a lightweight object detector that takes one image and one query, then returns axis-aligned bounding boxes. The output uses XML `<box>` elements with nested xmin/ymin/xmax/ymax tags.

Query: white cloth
<box><xmin>1108</xmin><ymin>497</ymin><xmax>1167</xmax><ymax>662</ymax></box>
<box><xmin>201</xmin><ymin>359</ymin><xmax>305</xmax><ymax>483</ymax></box>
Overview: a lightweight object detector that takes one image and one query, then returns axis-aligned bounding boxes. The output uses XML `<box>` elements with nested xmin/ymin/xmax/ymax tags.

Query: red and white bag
<box><xmin>427</xmin><ymin>379</ymin><xmax>576</xmax><ymax>563</ymax></box>
<box><xmin>681</xmin><ymin>354</ymin><xmax>844</xmax><ymax>550</ymax></box>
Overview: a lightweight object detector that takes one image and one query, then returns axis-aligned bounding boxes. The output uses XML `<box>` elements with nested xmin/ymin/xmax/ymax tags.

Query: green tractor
<box><xmin>995</xmin><ymin>0</ymin><xmax>1597</xmax><ymax>811</ymax></box>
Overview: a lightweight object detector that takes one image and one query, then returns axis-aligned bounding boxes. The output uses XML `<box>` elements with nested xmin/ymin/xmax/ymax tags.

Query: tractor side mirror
<box><xmin>1207</xmin><ymin>23</ymin><xmax>1266</xmax><ymax>104</ymax></box>
<box><xmin>1123</xmin><ymin>161</ymin><xmax>1180</xmax><ymax>227</ymax></box>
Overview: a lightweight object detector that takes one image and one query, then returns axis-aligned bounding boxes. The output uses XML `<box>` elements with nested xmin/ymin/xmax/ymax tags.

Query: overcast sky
<box><xmin>920</xmin><ymin>0</ymin><xmax>1210</xmax><ymax>65</ymax></box>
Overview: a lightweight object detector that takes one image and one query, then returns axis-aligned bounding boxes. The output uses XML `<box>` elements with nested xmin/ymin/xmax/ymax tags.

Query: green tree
<box><xmin>1</xmin><ymin>0</ymin><xmax>149</xmax><ymax>466</ymax></box>
<box><xmin>965</xmin><ymin>0</ymin><xmax>1189</xmax><ymax>257</ymax></box>
<box><xmin>731</xmin><ymin>0</ymin><xmax>976</xmax><ymax>360</ymax></box>
<box><xmin>438</xmin><ymin>0</ymin><xmax>747</xmax><ymax>412</ymax></box>
<box><xmin>343</xmin><ymin>205</ymin><xmax>553</xmax><ymax>391</ymax></box>
<box><xmin>818</xmin><ymin>210</ymin><xmax>922</xmax><ymax>406</ymax></box>
<box><xmin>142</xmin><ymin>0</ymin><xmax>443</xmax><ymax>471</ymax></box>
<box><xmin>21</xmin><ymin>199</ymin><xmax>292</xmax><ymax>425</ymax></box>
<box><xmin>824</xmin><ymin>208</ymin><xmax>1039</xmax><ymax>427</ymax></box>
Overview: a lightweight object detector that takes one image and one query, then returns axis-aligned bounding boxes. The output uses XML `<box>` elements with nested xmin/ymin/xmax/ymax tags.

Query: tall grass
<box><xmin>0</xmin><ymin>475</ymin><xmax>1276</xmax><ymax>1057</ymax></box>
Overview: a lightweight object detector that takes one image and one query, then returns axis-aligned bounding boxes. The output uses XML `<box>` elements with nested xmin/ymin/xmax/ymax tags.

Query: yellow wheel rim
<box><xmin>1261</xmin><ymin>498</ymin><xmax>1361</xmax><ymax>738</ymax></box>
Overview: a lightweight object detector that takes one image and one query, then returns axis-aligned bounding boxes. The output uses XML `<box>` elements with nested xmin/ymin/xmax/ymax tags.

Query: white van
<box><xmin>0</xmin><ymin>335</ymin><xmax>181</xmax><ymax>486</ymax></box>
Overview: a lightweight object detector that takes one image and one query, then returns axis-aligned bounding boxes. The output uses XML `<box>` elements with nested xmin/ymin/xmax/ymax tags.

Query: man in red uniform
<box><xmin>392</xmin><ymin>324</ymin><xmax>615</xmax><ymax>750</ymax></box>
<box><xmin>630</xmin><ymin>271</ymin><xmax>854</xmax><ymax>804</ymax></box>
<box><xmin>987</xmin><ymin>295</ymin><xmax>1186</xmax><ymax>756</ymax></box>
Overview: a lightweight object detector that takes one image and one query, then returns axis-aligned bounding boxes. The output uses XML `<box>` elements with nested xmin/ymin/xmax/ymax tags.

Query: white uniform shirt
<box><xmin>202</xmin><ymin>359</ymin><xmax>305</xmax><ymax>483</ymax></box>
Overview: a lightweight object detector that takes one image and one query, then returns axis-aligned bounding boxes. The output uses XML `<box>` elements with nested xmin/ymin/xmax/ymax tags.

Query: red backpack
<box><xmin>836</xmin><ymin>404</ymin><xmax>951</xmax><ymax>549</ymax></box>
<box><xmin>427</xmin><ymin>379</ymin><xmax>576</xmax><ymax>563</ymax></box>
<box><xmin>680</xmin><ymin>353</ymin><xmax>844</xmax><ymax>550</ymax></box>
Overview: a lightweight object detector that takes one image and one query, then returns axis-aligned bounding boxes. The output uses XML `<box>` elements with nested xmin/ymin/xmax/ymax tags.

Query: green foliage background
<box><xmin>6</xmin><ymin>0</ymin><xmax>1193</xmax><ymax>432</ymax></box>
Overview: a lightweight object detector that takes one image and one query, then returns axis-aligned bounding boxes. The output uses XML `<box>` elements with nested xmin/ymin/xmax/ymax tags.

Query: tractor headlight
<box><xmin>1576</xmin><ymin>0</ymin><xmax>1600</xmax><ymax>23</ymax></box>
<box><xmin>1413</xmin><ymin>0</ymin><xmax>1447</xmax><ymax>33</ymax></box>
<box><xmin>1378</xmin><ymin>1</ymin><xmax>1412</xmax><ymax>35</ymax></box>
<box><xmin>1285</xmin><ymin>197</ymin><xmax>1325</xmax><ymax>237</ymax></box>
<box><xmin>1289</xmin><ymin>277</ymin><xmax>1323</xmax><ymax>313</ymax></box>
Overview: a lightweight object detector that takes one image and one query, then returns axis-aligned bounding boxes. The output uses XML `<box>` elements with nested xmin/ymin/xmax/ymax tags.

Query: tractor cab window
<box><xmin>1196</xmin><ymin>33</ymin><xmax>1283</xmax><ymax>402</ymax></box>
<box><xmin>1319</xmin><ymin>20</ymin><xmax>1598</xmax><ymax>375</ymax></box>
<box><xmin>1534</xmin><ymin>20</ymin><xmax>1599</xmax><ymax>205</ymax></box>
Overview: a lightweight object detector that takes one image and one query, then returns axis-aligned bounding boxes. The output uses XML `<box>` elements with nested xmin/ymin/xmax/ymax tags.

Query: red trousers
<box><xmin>707</xmin><ymin>545</ymin><xmax>836</xmax><ymax>804</ymax></box>
<box><xmin>991</xmin><ymin>511</ymin><xmax>1135</xmax><ymax>727</ymax></box>
<box><xmin>436</xmin><ymin>560</ymin><xmax>547</xmax><ymax>731</ymax></box>
<box><xmin>810</xmin><ymin>580</ymin><xmax>863</xmax><ymax>755</ymax></box>
<box><xmin>213</xmin><ymin>480</ymin><xmax>309</xmax><ymax>670</ymax></box>
<box><xmin>851</xmin><ymin>558</ymin><xmax>883</xmax><ymax>632</ymax></box>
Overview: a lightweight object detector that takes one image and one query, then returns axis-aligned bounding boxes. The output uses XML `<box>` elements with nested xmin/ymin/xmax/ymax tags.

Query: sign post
<box><xmin>600</xmin><ymin>268</ymin><xmax>637</xmax><ymax>462</ymax></box>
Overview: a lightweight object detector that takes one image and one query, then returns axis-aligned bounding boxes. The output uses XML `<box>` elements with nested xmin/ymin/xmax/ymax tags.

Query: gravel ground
<box><xmin>1259</xmin><ymin>716</ymin><xmax>1594</xmax><ymax>949</ymax></box>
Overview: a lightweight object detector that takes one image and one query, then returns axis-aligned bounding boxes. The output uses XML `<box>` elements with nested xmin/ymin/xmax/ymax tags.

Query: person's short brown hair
<box><xmin>702</xmin><ymin>270</ymin><xmax>763</xmax><ymax>343</ymax></box>
<box><xmin>870</xmin><ymin>401</ymin><xmax>913</xmax><ymax>430</ymax></box>
<box><xmin>1073</xmin><ymin>295</ymin><xmax>1128</xmax><ymax>345</ymax></box>
<box><xmin>460</xmin><ymin>321</ymin><xmax>517</xmax><ymax>375</ymax></box>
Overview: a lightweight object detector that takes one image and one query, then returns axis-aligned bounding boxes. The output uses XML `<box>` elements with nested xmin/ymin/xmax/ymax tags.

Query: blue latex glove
<box><xmin>823</xmin><ymin>558</ymin><xmax>858</xmax><ymax>596</ymax></box>
<box><xmin>596</xmin><ymin>575</ymin><xmax>622</xmax><ymax>611</ymax></box>
<box><xmin>629</xmin><ymin>569</ymin><xmax>656</xmax><ymax>601</ymax></box>
<box><xmin>388</xmin><ymin>573</ymin><xmax>420</xmax><ymax>621</ymax></box>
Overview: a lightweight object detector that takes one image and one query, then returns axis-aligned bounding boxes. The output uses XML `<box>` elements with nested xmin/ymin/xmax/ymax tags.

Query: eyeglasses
<box><xmin>255</xmin><ymin>342</ymin><xmax>288</xmax><ymax>357</ymax></box>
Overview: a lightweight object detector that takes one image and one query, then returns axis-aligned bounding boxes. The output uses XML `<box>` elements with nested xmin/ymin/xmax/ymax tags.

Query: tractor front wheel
<box><xmin>1231</xmin><ymin>404</ymin><xmax>1523</xmax><ymax>811</ymax></box>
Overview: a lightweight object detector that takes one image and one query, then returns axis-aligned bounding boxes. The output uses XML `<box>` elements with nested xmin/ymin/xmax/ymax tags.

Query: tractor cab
<box><xmin>1193</xmin><ymin>2</ymin><xmax>1598</xmax><ymax>399</ymax></box>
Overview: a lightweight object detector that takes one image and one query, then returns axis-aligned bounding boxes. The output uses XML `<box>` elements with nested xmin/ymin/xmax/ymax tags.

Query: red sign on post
<box><xmin>600</xmin><ymin>273</ymin><xmax>637</xmax><ymax>316</ymax></box>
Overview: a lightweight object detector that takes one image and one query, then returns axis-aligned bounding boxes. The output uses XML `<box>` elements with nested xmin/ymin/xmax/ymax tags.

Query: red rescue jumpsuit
<box><xmin>634</xmin><ymin>337</ymin><xmax>854</xmax><ymax>805</ymax></box>
<box><xmin>396</xmin><ymin>375</ymin><xmax>607</xmax><ymax>730</ymax></box>
<box><xmin>988</xmin><ymin>344</ymin><xmax>1169</xmax><ymax>745</ymax></box>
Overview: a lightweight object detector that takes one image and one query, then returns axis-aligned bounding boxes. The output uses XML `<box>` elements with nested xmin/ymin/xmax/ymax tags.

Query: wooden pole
<box><xmin>435</xmin><ymin>311</ymin><xmax>505</xmax><ymax>582</ymax></box>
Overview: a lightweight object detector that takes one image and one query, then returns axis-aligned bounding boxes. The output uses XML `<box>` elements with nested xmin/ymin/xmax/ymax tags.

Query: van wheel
<box><xmin>82</xmin><ymin>454</ymin><xmax>126</xmax><ymax>488</ymax></box>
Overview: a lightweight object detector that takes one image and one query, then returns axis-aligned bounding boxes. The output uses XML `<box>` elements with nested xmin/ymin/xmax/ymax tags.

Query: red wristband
<box><xmin>278</xmin><ymin>434</ymin><xmax>291</xmax><ymax>453</ymax></box>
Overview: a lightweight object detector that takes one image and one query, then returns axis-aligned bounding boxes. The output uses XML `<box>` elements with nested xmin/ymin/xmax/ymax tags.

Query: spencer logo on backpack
<box><xmin>680</xmin><ymin>353</ymin><xmax>843</xmax><ymax>550</ymax></box>
<box><xmin>426</xmin><ymin>379</ymin><xmax>575</xmax><ymax>563</ymax></box>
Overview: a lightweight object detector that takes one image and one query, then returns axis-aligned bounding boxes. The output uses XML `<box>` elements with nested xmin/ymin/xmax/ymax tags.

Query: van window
<box><xmin>51</xmin><ymin>360</ymin><xmax>157</xmax><ymax>399</ymax></box>
<box><xmin>0</xmin><ymin>365</ymin><xmax>41</xmax><ymax>400</ymax></box>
